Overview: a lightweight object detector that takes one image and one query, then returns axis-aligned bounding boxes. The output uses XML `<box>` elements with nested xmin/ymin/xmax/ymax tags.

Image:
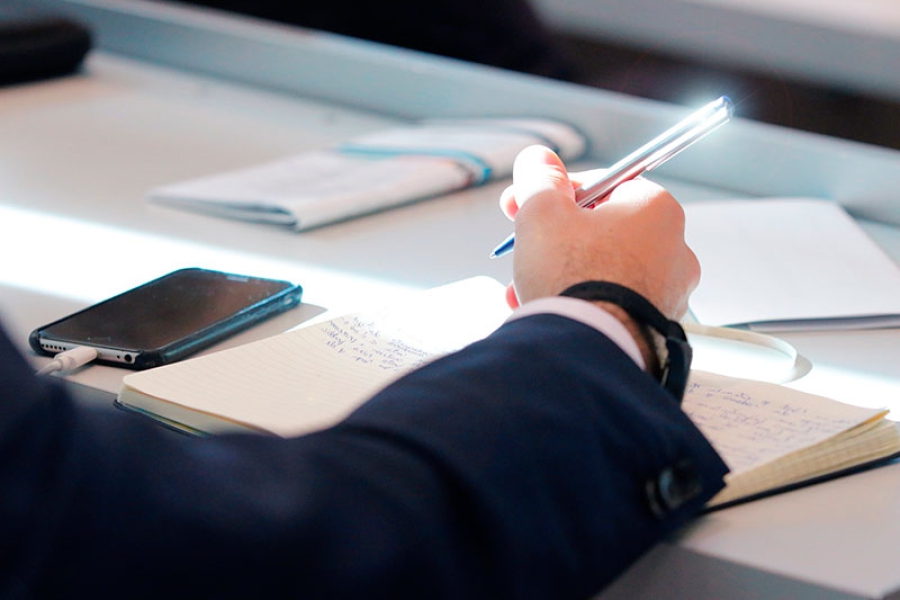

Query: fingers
<box><xmin>505</xmin><ymin>282</ymin><xmax>520</xmax><ymax>309</ymax></box>
<box><xmin>499</xmin><ymin>145</ymin><xmax>574</xmax><ymax>220</ymax></box>
<box><xmin>600</xmin><ymin>182</ymin><xmax>699</xmax><ymax>320</ymax></box>
<box><xmin>499</xmin><ymin>184</ymin><xmax>517</xmax><ymax>220</ymax></box>
<box><xmin>602</xmin><ymin>178</ymin><xmax>674</xmax><ymax>210</ymax></box>
<box><xmin>498</xmin><ymin>145</ymin><xmax>700</xmax><ymax>321</ymax></box>
<box><xmin>566</xmin><ymin>167</ymin><xmax>607</xmax><ymax>192</ymax></box>
<box><xmin>595</xmin><ymin>179</ymin><xmax>687</xmax><ymax>241</ymax></box>
<box><xmin>513</xmin><ymin>145</ymin><xmax>573</xmax><ymax>206</ymax></box>
<box><xmin>500</xmin><ymin>164</ymin><xmax>614</xmax><ymax>221</ymax></box>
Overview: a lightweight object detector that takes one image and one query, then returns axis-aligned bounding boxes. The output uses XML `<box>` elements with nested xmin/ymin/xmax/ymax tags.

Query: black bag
<box><xmin>0</xmin><ymin>6</ymin><xmax>92</xmax><ymax>85</ymax></box>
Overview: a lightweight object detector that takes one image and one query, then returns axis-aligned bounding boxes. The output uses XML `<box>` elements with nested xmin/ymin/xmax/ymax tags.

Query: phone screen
<box><xmin>31</xmin><ymin>268</ymin><xmax>302</xmax><ymax>368</ymax></box>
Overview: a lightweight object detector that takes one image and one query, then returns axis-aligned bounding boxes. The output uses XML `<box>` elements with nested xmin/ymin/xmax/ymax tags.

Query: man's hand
<box><xmin>499</xmin><ymin>145</ymin><xmax>700</xmax><ymax>322</ymax></box>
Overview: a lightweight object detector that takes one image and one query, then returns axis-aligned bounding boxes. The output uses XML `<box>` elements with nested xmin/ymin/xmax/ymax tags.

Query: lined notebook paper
<box><xmin>685</xmin><ymin>372</ymin><xmax>900</xmax><ymax>507</ymax></box>
<box><xmin>118</xmin><ymin>277</ymin><xmax>512</xmax><ymax>436</ymax></box>
<box><xmin>117</xmin><ymin>277</ymin><xmax>900</xmax><ymax>509</ymax></box>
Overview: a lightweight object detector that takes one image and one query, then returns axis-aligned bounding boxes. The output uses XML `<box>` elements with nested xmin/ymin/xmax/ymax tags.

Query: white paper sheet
<box><xmin>684</xmin><ymin>198</ymin><xmax>900</xmax><ymax>330</ymax></box>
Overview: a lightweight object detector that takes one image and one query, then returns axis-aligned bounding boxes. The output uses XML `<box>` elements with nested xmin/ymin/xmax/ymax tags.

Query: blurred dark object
<box><xmin>171</xmin><ymin>0</ymin><xmax>576</xmax><ymax>80</ymax></box>
<box><xmin>562</xmin><ymin>35</ymin><xmax>900</xmax><ymax>151</ymax></box>
<box><xmin>165</xmin><ymin>1</ymin><xmax>900</xmax><ymax>150</ymax></box>
<box><xmin>0</xmin><ymin>6</ymin><xmax>92</xmax><ymax>85</ymax></box>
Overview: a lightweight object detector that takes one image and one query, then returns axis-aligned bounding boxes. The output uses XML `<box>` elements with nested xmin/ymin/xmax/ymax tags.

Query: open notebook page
<box><xmin>684</xmin><ymin>371</ymin><xmax>898</xmax><ymax>506</ymax></box>
<box><xmin>119</xmin><ymin>277</ymin><xmax>511</xmax><ymax>437</ymax></box>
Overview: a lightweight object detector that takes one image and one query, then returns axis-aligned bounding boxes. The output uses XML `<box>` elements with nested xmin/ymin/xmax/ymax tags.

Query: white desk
<box><xmin>0</xmin><ymin>51</ymin><xmax>518</xmax><ymax>392</ymax></box>
<box><xmin>6</xmin><ymin>1</ymin><xmax>900</xmax><ymax>598</ymax></box>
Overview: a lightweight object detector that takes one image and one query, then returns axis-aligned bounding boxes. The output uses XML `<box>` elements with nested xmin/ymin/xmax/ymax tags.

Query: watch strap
<box><xmin>559</xmin><ymin>281</ymin><xmax>692</xmax><ymax>400</ymax></box>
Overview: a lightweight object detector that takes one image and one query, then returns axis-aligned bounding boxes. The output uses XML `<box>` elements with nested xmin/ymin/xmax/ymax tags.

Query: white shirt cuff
<box><xmin>505</xmin><ymin>296</ymin><xmax>646</xmax><ymax>370</ymax></box>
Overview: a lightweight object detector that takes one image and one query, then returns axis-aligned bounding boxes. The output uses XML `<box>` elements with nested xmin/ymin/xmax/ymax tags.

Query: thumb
<box><xmin>512</xmin><ymin>145</ymin><xmax>575</xmax><ymax>210</ymax></box>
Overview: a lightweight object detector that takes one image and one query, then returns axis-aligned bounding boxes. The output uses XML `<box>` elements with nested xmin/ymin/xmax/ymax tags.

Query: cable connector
<box><xmin>36</xmin><ymin>346</ymin><xmax>99</xmax><ymax>377</ymax></box>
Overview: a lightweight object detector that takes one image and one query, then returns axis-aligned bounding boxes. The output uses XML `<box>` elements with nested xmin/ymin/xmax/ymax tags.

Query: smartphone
<box><xmin>29</xmin><ymin>268</ymin><xmax>303</xmax><ymax>369</ymax></box>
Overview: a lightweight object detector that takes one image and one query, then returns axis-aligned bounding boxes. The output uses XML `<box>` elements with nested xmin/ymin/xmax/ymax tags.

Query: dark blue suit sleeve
<box><xmin>0</xmin><ymin>314</ymin><xmax>726</xmax><ymax>598</ymax></box>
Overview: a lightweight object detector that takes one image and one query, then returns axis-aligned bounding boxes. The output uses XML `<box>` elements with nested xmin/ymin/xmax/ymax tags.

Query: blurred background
<box><xmin>174</xmin><ymin>0</ymin><xmax>900</xmax><ymax>150</ymax></box>
<box><xmin>538</xmin><ymin>0</ymin><xmax>900</xmax><ymax>150</ymax></box>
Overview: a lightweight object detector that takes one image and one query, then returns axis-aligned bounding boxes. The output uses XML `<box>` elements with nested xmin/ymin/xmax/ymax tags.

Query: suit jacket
<box><xmin>0</xmin><ymin>313</ymin><xmax>727</xmax><ymax>598</ymax></box>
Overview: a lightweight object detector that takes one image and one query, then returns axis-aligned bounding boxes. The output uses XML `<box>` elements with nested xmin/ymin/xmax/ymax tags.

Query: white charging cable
<box><xmin>36</xmin><ymin>346</ymin><xmax>99</xmax><ymax>376</ymax></box>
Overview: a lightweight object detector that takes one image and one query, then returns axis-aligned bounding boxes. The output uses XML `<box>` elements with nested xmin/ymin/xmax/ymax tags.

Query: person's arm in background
<box><xmin>0</xmin><ymin>146</ymin><xmax>727</xmax><ymax>599</ymax></box>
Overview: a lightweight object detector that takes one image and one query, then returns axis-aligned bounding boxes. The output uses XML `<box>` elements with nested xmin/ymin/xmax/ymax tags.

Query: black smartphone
<box><xmin>29</xmin><ymin>268</ymin><xmax>303</xmax><ymax>370</ymax></box>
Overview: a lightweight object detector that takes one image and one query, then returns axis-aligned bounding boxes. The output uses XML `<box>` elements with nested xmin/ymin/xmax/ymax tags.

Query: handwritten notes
<box><xmin>681</xmin><ymin>371</ymin><xmax>900</xmax><ymax>507</ymax></box>
<box><xmin>119</xmin><ymin>277</ymin><xmax>900</xmax><ymax>506</ymax></box>
<box><xmin>119</xmin><ymin>277</ymin><xmax>511</xmax><ymax>437</ymax></box>
<box><xmin>320</xmin><ymin>316</ymin><xmax>434</xmax><ymax>372</ymax></box>
<box><xmin>684</xmin><ymin>372</ymin><xmax>885</xmax><ymax>474</ymax></box>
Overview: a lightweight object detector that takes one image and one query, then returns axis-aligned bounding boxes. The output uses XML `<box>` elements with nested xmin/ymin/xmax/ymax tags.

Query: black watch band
<box><xmin>559</xmin><ymin>281</ymin><xmax>692</xmax><ymax>401</ymax></box>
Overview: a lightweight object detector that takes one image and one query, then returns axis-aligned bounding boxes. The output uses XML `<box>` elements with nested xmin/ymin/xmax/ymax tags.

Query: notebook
<box><xmin>148</xmin><ymin>118</ymin><xmax>586</xmax><ymax>230</ymax></box>
<box><xmin>115</xmin><ymin>277</ymin><xmax>900</xmax><ymax>509</ymax></box>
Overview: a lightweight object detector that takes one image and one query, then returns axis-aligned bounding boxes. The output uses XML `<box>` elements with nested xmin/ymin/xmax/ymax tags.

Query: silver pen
<box><xmin>490</xmin><ymin>96</ymin><xmax>734</xmax><ymax>258</ymax></box>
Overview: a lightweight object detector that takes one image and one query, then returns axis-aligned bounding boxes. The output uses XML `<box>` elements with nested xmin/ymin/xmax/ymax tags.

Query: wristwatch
<box><xmin>559</xmin><ymin>281</ymin><xmax>692</xmax><ymax>400</ymax></box>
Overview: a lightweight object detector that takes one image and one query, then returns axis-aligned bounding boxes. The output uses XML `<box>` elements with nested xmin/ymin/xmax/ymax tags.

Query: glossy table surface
<box><xmin>5</xmin><ymin>2</ymin><xmax>900</xmax><ymax>597</ymax></box>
